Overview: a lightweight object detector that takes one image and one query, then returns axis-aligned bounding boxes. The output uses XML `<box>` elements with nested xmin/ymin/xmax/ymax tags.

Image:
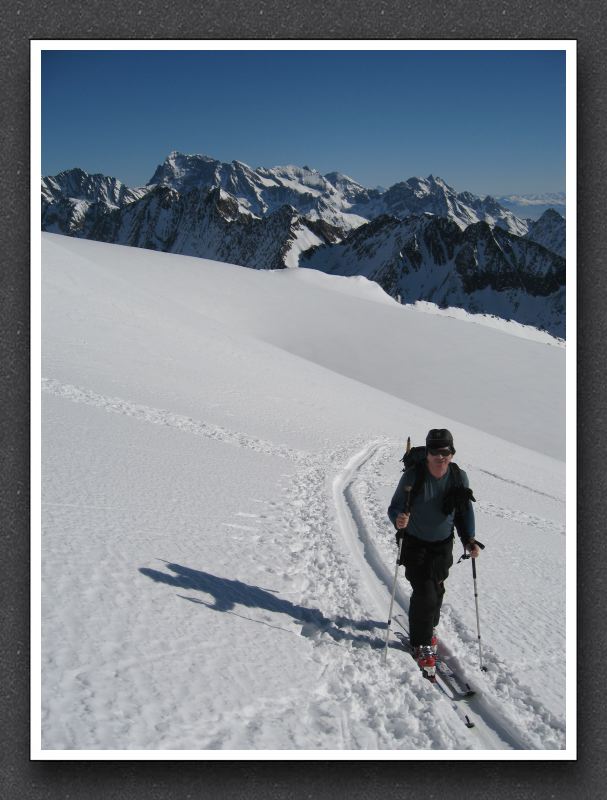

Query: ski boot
<box><xmin>413</xmin><ymin>645</ymin><xmax>437</xmax><ymax>682</ymax></box>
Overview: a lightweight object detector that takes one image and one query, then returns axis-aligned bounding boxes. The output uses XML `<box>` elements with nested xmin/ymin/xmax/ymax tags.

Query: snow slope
<box><xmin>37</xmin><ymin>233</ymin><xmax>569</xmax><ymax>754</ymax></box>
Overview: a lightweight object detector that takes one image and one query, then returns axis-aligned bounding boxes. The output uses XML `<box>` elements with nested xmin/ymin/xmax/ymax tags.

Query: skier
<box><xmin>387</xmin><ymin>428</ymin><xmax>479</xmax><ymax>680</ymax></box>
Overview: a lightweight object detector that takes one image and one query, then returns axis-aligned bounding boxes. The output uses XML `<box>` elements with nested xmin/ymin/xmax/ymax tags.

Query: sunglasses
<box><xmin>428</xmin><ymin>448</ymin><xmax>452</xmax><ymax>457</ymax></box>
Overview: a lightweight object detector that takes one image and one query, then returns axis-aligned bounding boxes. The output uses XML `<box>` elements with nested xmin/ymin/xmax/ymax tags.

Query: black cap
<box><xmin>426</xmin><ymin>428</ymin><xmax>455</xmax><ymax>454</ymax></box>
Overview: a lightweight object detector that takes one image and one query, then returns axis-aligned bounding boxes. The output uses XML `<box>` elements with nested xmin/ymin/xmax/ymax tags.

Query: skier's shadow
<box><xmin>139</xmin><ymin>561</ymin><xmax>395</xmax><ymax>649</ymax></box>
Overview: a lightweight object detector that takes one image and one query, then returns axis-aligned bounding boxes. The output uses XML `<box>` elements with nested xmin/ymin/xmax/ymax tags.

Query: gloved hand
<box><xmin>466</xmin><ymin>539</ymin><xmax>481</xmax><ymax>558</ymax></box>
<box><xmin>457</xmin><ymin>538</ymin><xmax>484</xmax><ymax>564</ymax></box>
<box><xmin>395</xmin><ymin>512</ymin><xmax>410</xmax><ymax>530</ymax></box>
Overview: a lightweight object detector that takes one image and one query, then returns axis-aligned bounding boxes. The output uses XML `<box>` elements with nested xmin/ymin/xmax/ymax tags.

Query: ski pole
<box><xmin>458</xmin><ymin>540</ymin><xmax>487</xmax><ymax>671</ymax></box>
<box><xmin>470</xmin><ymin>555</ymin><xmax>488</xmax><ymax>671</ymax></box>
<box><xmin>382</xmin><ymin>484</ymin><xmax>412</xmax><ymax>665</ymax></box>
<box><xmin>382</xmin><ymin>533</ymin><xmax>404</xmax><ymax>665</ymax></box>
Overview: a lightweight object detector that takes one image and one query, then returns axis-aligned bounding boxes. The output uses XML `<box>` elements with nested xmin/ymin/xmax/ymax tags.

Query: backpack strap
<box><xmin>409</xmin><ymin>463</ymin><xmax>427</xmax><ymax>503</ymax></box>
<box><xmin>449</xmin><ymin>461</ymin><xmax>463</xmax><ymax>489</ymax></box>
<box><xmin>442</xmin><ymin>463</ymin><xmax>476</xmax><ymax>516</ymax></box>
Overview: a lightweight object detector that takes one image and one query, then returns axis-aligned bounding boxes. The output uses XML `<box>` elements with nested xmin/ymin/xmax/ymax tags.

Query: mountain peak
<box><xmin>426</xmin><ymin>174</ymin><xmax>454</xmax><ymax>192</ymax></box>
<box><xmin>538</xmin><ymin>207</ymin><xmax>564</xmax><ymax>221</ymax></box>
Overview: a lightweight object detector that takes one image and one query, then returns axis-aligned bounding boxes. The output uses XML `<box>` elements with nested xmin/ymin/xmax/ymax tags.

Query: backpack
<box><xmin>399</xmin><ymin>437</ymin><xmax>475</xmax><ymax>516</ymax></box>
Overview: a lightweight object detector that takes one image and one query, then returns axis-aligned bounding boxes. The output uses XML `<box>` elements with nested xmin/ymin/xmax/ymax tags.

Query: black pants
<box><xmin>399</xmin><ymin>532</ymin><xmax>454</xmax><ymax>648</ymax></box>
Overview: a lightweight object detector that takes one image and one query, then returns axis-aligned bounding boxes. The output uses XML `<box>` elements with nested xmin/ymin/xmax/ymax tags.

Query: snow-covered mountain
<box><xmin>301</xmin><ymin>214</ymin><xmax>565</xmax><ymax>337</ymax></box>
<box><xmin>55</xmin><ymin>182</ymin><xmax>333</xmax><ymax>271</ymax></box>
<box><xmin>524</xmin><ymin>208</ymin><xmax>566</xmax><ymax>258</ymax></box>
<box><xmin>148</xmin><ymin>151</ymin><xmax>373</xmax><ymax>231</ymax></box>
<box><xmin>42</xmin><ymin>167</ymin><xmax>149</xmax><ymax>208</ymax></box>
<box><xmin>41</xmin><ymin>152</ymin><xmax>566</xmax><ymax>334</ymax></box>
<box><xmin>38</xmin><ymin>234</ymin><xmax>568</xmax><ymax>753</ymax></box>
<box><xmin>356</xmin><ymin>175</ymin><xmax>528</xmax><ymax>236</ymax></box>
<box><xmin>42</xmin><ymin>152</ymin><xmax>529</xmax><ymax>242</ymax></box>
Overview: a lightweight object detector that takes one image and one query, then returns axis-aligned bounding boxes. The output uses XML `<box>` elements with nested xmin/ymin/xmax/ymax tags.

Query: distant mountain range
<box><xmin>41</xmin><ymin>151</ymin><xmax>567</xmax><ymax>337</ymax></box>
<box><xmin>495</xmin><ymin>192</ymin><xmax>566</xmax><ymax>222</ymax></box>
<box><xmin>302</xmin><ymin>214</ymin><xmax>565</xmax><ymax>336</ymax></box>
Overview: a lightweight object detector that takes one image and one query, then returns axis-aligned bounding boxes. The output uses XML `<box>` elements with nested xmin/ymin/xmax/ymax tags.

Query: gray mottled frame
<box><xmin>2</xmin><ymin>0</ymin><xmax>601</xmax><ymax>796</ymax></box>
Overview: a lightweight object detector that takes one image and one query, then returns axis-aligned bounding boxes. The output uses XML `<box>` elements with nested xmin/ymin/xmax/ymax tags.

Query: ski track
<box><xmin>476</xmin><ymin>468</ymin><xmax>564</xmax><ymax>503</ymax></box>
<box><xmin>42</xmin><ymin>378</ymin><xmax>311</xmax><ymax>464</ymax></box>
<box><xmin>43</xmin><ymin>378</ymin><xmax>565</xmax><ymax>750</ymax></box>
<box><xmin>475</xmin><ymin>501</ymin><xmax>565</xmax><ymax>536</ymax></box>
<box><xmin>343</xmin><ymin>441</ymin><xmax>566</xmax><ymax>750</ymax></box>
<box><xmin>333</xmin><ymin>441</ymin><xmax>521</xmax><ymax>749</ymax></box>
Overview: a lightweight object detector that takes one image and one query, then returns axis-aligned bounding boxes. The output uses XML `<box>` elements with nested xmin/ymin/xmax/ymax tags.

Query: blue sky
<box><xmin>41</xmin><ymin>49</ymin><xmax>566</xmax><ymax>197</ymax></box>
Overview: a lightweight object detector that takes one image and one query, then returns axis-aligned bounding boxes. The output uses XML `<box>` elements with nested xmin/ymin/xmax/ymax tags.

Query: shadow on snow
<box><xmin>139</xmin><ymin>561</ymin><xmax>397</xmax><ymax>650</ymax></box>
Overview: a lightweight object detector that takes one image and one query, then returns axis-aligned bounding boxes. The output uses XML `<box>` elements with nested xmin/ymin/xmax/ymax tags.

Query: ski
<box><xmin>394</xmin><ymin>630</ymin><xmax>475</xmax><ymax>728</ymax></box>
<box><xmin>393</xmin><ymin>615</ymin><xmax>476</xmax><ymax>697</ymax></box>
<box><xmin>436</xmin><ymin>659</ymin><xmax>476</xmax><ymax>699</ymax></box>
<box><xmin>435</xmin><ymin>681</ymin><xmax>476</xmax><ymax>729</ymax></box>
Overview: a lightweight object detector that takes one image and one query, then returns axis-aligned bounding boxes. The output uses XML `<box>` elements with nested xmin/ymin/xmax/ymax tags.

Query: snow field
<box><xmin>38</xmin><ymin>234</ymin><xmax>568</xmax><ymax>752</ymax></box>
<box><xmin>41</xmin><ymin>390</ymin><xmax>467</xmax><ymax>750</ymax></box>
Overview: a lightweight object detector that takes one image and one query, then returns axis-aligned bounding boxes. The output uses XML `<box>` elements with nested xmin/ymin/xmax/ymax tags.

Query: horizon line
<box><xmin>42</xmin><ymin>151</ymin><xmax>567</xmax><ymax>201</ymax></box>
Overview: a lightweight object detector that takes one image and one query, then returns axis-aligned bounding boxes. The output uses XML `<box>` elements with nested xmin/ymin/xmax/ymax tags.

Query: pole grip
<box><xmin>405</xmin><ymin>485</ymin><xmax>412</xmax><ymax>514</ymax></box>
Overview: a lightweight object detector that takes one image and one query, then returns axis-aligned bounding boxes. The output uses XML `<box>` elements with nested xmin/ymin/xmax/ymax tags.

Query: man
<box><xmin>387</xmin><ymin>428</ymin><xmax>479</xmax><ymax>680</ymax></box>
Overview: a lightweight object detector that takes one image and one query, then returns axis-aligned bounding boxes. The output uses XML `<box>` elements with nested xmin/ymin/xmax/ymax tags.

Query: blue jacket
<box><xmin>388</xmin><ymin>463</ymin><xmax>475</xmax><ymax>544</ymax></box>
